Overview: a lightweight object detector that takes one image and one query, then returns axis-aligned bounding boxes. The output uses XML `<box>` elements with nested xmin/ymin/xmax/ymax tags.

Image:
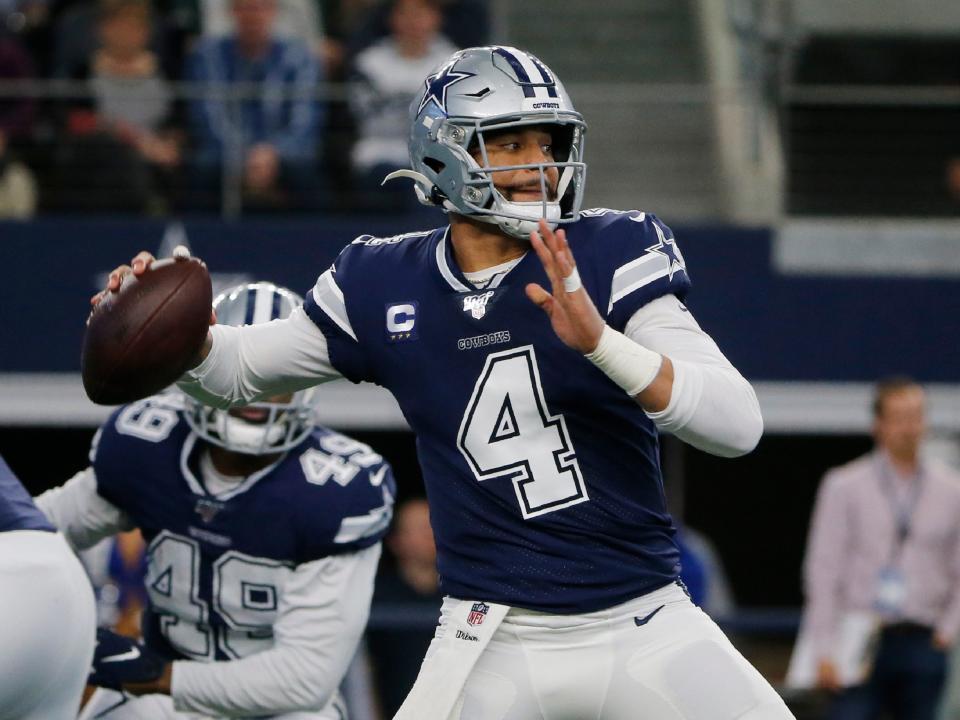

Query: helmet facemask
<box><xmin>453</xmin><ymin>116</ymin><xmax>586</xmax><ymax>239</ymax></box>
<box><xmin>184</xmin><ymin>389</ymin><xmax>317</xmax><ymax>456</ymax></box>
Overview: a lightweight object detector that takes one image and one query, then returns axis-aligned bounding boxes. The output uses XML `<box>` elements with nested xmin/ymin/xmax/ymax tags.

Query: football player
<box><xmin>0</xmin><ymin>454</ymin><xmax>95</xmax><ymax>720</ymax></box>
<box><xmin>102</xmin><ymin>47</ymin><xmax>793</xmax><ymax>719</ymax></box>
<box><xmin>41</xmin><ymin>282</ymin><xmax>395</xmax><ymax>720</ymax></box>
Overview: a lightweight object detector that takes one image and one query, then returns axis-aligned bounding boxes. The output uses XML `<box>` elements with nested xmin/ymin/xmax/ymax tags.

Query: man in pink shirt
<box><xmin>802</xmin><ymin>377</ymin><xmax>960</xmax><ymax>719</ymax></box>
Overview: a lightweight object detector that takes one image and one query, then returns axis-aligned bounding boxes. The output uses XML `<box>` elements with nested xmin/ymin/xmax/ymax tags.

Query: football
<box><xmin>82</xmin><ymin>257</ymin><xmax>212</xmax><ymax>405</ymax></box>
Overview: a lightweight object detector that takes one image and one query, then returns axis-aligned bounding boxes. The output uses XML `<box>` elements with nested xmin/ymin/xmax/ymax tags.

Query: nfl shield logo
<box><xmin>467</xmin><ymin>601</ymin><xmax>489</xmax><ymax>626</ymax></box>
<box><xmin>462</xmin><ymin>291</ymin><xmax>494</xmax><ymax>320</ymax></box>
<box><xmin>195</xmin><ymin>498</ymin><xmax>223</xmax><ymax>523</ymax></box>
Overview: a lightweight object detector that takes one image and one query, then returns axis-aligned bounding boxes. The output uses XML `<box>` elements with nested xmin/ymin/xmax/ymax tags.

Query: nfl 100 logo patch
<box><xmin>194</xmin><ymin>498</ymin><xmax>225</xmax><ymax>523</ymax></box>
<box><xmin>462</xmin><ymin>291</ymin><xmax>495</xmax><ymax>320</ymax></box>
<box><xmin>467</xmin><ymin>601</ymin><xmax>490</xmax><ymax>626</ymax></box>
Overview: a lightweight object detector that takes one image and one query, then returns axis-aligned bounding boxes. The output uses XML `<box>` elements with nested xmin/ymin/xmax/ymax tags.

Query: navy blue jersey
<box><xmin>304</xmin><ymin>209</ymin><xmax>691</xmax><ymax>613</ymax></box>
<box><xmin>0</xmin><ymin>454</ymin><xmax>55</xmax><ymax>533</ymax></box>
<box><xmin>91</xmin><ymin>398</ymin><xmax>395</xmax><ymax>660</ymax></box>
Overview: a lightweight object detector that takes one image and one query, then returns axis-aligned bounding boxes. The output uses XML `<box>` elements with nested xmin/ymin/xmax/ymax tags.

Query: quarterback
<box><xmin>105</xmin><ymin>47</ymin><xmax>793</xmax><ymax>719</ymax></box>
<box><xmin>42</xmin><ymin>283</ymin><xmax>395</xmax><ymax>719</ymax></box>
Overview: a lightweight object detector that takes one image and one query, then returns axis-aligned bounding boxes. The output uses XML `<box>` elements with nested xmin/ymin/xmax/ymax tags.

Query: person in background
<box><xmin>365</xmin><ymin>497</ymin><xmax>443</xmax><ymax>718</ymax></box>
<box><xmin>676</xmin><ymin>524</ymin><xmax>736</xmax><ymax>619</ymax></box>
<box><xmin>346</xmin><ymin>0</ymin><xmax>488</xmax><ymax>59</ymax></box>
<box><xmin>56</xmin><ymin>0</ymin><xmax>179</xmax><ymax>212</ymax></box>
<box><xmin>185</xmin><ymin>0</ymin><xmax>322</xmax><ymax>211</ymax></box>
<box><xmin>0</xmin><ymin>28</ymin><xmax>37</xmax><ymax>217</ymax></box>
<box><xmin>801</xmin><ymin>376</ymin><xmax>960</xmax><ymax>720</ymax></box>
<box><xmin>347</xmin><ymin>0</ymin><xmax>454</xmax><ymax>212</ymax></box>
<box><xmin>199</xmin><ymin>0</ymin><xmax>343</xmax><ymax>68</ymax></box>
<box><xmin>0</xmin><ymin>26</ymin><xmax>35</xmax><ymax>138</ymax></box>
<box><xmin>79</xmin><ymin>528</ymin><xmax>148</xmax><ymax>636</ymax></box>
<box><xmin>0</xmin><ymin>120</ymin><xmax>37</xmax><ymax>216</ymax></box>
<box><xmin>937</xmin><ymin>437</ymin><xmax>960</xmax><ymax>720</ymax></box>
<box><xmin>947</xmin><ymin>158</ymin><xmax>960</xmax><ymax>209</ymax></box>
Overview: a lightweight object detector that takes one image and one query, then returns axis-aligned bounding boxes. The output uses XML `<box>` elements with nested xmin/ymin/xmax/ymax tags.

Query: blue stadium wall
<box><xmin>1</xmin><ymin>217</ymin><xmax>957</xmax><ymax>430</ymax></box>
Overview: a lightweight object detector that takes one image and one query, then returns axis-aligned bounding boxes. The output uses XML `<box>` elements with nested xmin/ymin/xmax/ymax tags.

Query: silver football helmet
<box><xmin>181</xmin><ymin>282</ymin><xmax>317</xmax><ymax>456</ymax></box>
<box><xmin>385</xmin><ymin>46</ymin><xmax>587</xmax><ymax>239</ymax></box>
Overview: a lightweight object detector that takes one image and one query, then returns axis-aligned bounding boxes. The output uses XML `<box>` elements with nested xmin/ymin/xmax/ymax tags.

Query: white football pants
<box><xmin>79</xmin><ymin>688</ymin><xmax>349</xmax><ymax>720</ymax></box>
<box><xmin>0</xmin><ymin>530</ymin><xmax>96</xmax><ymax>720</ymax></box>
<box><xmin>436</xmin><ymin>582</ymin><xmax>795</xmax><ymax>720</ymax></box>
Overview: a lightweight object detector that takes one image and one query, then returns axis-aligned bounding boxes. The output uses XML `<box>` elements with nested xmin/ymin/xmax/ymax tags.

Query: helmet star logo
<box><xmin>418</xmin><ymin>64</ymin><xmax>476</xmax><ymax>115</ymax></box>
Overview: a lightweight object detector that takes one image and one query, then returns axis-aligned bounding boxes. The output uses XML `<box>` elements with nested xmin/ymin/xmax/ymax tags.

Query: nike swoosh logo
<box><xmin>100</xmin><ymin>647</ymin><xmax>141</xmax><ymax>663</ymax></box>
<box><xmin>369</xmin><ymin>466</ymin><xmax>388</xmax><ymax>487</ymax></box>
<box><xmin>634</xmin><ymin>604</ymin><xmax>665</xmax><ymax>627</ymax></box>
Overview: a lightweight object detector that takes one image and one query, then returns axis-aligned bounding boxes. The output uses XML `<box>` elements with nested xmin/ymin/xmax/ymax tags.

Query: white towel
<box><xmin>393</xmin><ymin>598</ymin><xmax>510</xmax><ymax>720</ymax></box>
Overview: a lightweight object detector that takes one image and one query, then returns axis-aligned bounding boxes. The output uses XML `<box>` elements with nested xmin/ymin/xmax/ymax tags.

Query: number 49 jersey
<box><xmin>305</xmin><ymin>209</ymin><xmax>690</xmax><ymax>614</ymax></box>
<box><xmin>91</xmin><ymin>398</ymin><xmax>395</xmax><ymax>661</ymax></box>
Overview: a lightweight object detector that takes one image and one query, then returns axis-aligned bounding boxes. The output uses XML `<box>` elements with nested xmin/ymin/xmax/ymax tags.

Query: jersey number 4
<box><xmin>458</xmin><ymin>346</ymin><xmax>589</xmax><ymax>519</ymax></box>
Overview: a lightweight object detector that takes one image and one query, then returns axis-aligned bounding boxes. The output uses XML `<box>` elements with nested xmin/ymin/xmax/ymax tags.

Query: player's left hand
<box><xmin>89</xmin><ymin>628</ymin><xmax>171</xmax><ymax>695</ymax></box>
<box><xmin>526</xmin><ymin>219</ymin><xmax>606</xmax><ymax>354</ymax></box>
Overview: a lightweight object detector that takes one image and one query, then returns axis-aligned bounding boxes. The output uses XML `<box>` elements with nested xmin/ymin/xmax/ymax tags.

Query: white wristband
<box><xmin>585</xmin><ymin>325</ymin><xmax>663</xmax><ymax>396</ymax></box>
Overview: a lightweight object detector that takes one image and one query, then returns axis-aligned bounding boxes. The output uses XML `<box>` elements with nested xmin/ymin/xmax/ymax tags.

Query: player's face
<box><xmin>874</xmin><ymin>387</ymin><xmax>926</xmax><ymax>459</ymax></box>
<box><xmin>471</xmin><ymin>127</ymin><xmax>559</xmax><ymax>203</ymax></box>
<box><xmin>227</xmin><ymin>393</ymin><xmax>294</xmax><ymax>424</ymax></box>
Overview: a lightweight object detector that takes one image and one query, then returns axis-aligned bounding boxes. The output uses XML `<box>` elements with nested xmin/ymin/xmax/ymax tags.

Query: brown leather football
<box><xmin>82</xmin><ymin>257</ymin><xmax>212</xmax><ymax>405</ymax></box>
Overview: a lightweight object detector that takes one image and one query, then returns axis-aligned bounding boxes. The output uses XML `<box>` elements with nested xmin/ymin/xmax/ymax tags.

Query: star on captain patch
<box><xmin>645</xmin><ymin>228</ymin><xmax>686</xmax><ymax>282</ymax></box>
<box><xmin>418</xmin><ymin>62</ymin><xmax>476</xmax><ymax>115</ymax></box>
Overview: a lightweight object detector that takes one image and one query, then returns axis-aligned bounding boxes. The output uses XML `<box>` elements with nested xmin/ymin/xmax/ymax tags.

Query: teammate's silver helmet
<box><xmin>182</xmin><ymin>282</ymin><xmax>317</xmax><ymax>456</ymax></box>
<box><xmin>386</xmin><ymin>46</ymin><xmax>587</xmax><ymax>239</ymax></box>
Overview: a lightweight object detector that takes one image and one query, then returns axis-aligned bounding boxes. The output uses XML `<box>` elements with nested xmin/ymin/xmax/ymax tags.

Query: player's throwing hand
<box><xmin>89</xmin><ymin>246</ymin><xmax>194</xmax><ymax>306</ymax></box>
<box><xmin>525</xmin><ymin>218</ymin><xmax>606</xmax><ymax>354</ymax></box>
<box><xmin>89</xmin><ymin>246</ymin><xmax>216</xmax><ymax>330</ymax></box>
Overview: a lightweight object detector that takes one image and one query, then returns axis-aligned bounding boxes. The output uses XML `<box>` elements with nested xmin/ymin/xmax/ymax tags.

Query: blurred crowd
<box><xmin>0</xmin><ymin>0</ymin><xmax>491</xmax><ymax>217</ymax></box>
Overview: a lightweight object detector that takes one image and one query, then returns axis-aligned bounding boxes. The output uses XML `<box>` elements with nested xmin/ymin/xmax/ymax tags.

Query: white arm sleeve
<box><xmin>171</xmin><ymin>543</ymin><xmax>381</xmax><ymax>717</ymax></box>
<box><xmin>625</xmin><ymin>295</ymin><xmax>763</xmax><ymax>457</ymax></box>
<box><xmin>178</xmin><ymin>306</ymin><xmax>342</xmax><ymax>410</ymax></box>
<box><xmin>33</xmin><ymin>467</ymin><xmax>134</xmax><ymax>550</ymax></box>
